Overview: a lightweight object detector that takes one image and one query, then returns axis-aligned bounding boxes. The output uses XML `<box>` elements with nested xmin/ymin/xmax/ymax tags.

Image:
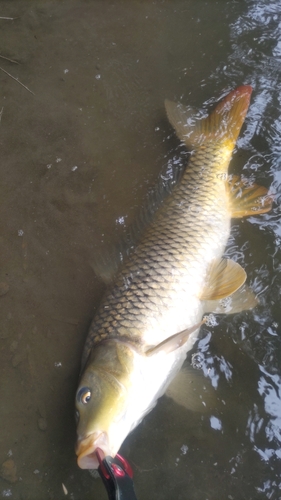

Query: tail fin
<box><xmin>165</xmin><ymin>86</ymin><xmax>252</xmax><ymax>149</ymax></box>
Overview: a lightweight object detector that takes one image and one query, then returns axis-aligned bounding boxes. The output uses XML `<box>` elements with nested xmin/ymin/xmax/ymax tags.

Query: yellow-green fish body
<box><xmin>75</xmin><ymin>86</ymin><xmax>272</xmax><ymax>469</ymax></box>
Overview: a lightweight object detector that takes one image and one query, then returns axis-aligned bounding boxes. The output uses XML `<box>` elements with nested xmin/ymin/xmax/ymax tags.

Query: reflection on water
<box><xmin>0</xmin><ymin>0</ymin><xmax>281</xmax><ymax>498</ymax></box>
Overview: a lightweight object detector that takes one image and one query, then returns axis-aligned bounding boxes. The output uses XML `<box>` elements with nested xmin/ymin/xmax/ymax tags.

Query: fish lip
<box><xmin>76</xmin><ymin>432</ymin><xmax>110</xmax><ymax>469</ymax></box>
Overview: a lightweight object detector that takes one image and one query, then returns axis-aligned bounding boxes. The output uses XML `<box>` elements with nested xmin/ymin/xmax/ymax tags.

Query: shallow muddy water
<box><xmin>0</xmin><ymin>1</ymin><xmax>281</xmax><ymax>499</ymax></box>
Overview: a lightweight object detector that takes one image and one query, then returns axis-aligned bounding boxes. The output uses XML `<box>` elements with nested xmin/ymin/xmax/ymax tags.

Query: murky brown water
<box><xmin>1</xmin><ymin>1</ymin><xmax>281</xmax><ymax>499</ymax></box>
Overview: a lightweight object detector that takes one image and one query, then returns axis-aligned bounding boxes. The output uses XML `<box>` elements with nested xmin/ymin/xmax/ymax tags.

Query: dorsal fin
<box><xmin>165</xmin><ymin>86</ymin><xmax>252</xmax><ymax>149</ymax></box>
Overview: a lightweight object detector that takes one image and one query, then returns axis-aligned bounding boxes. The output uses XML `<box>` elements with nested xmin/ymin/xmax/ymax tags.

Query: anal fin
<box><xmin>204</xmin><ymin>283</ymin><xmax>258</xmax><ymax>315</ymax></box>
<box><xmin>227</xmin><ymin>175</ymin><xmax>273</xmax><ymax>218</ymax></box>
<box><xmin>200</xmin><ymin>258</ymin><xmax>246</xmax><ymax>301</ymax></box>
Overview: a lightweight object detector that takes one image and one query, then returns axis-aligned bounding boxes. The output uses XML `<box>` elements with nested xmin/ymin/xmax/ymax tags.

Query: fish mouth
<box><xmin>76</xmin><ymin>432</ymin><xmax>110</xmax><ymax>469</ymax></box>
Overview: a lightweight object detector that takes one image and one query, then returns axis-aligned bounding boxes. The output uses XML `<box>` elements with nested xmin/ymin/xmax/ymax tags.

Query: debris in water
<box><xmin>0</xmin><ymin>54</ymin><xmax>18</xmax><ymax>64</ymax></box>
<box><xmin>37</xmin><ymin>417</ymin><xmax>47</xmax><ymax>431</ymax></box>
<box><xmin>0</xmin><ymin>66</ymin><xmax>35</xmax><ymax>95</ymax></box>
<box><xmin>9</xmin><ymin>341</ymin><xmax>18</xmax><ymax>352</ymax></box>
<box><xmin>0</xmin><ymin>459</ymin><xmax>17</xmax><ymax>483</ymax></box>
<box><xmin>0</xmin><ymin>282</ymin><xmax>9</xmax><ymax>296</ymax></box>
<box><xmin>51</xmin><ymin>316</ymin><xmax>79</xmax><ymax>325</ymax></box>
<box><xmin>11</xmin><ymin>351</ymin><xmax>25</xmax><ymax>367</ymax></box>
<box><xmin>37</xmin><ymin>403</ymin><xmax>47</xmax><ymax>431</ymax></box>
<box><xmin>62</xmin><ymin>483</ymin><xmax>68</xmax><ymax>495</ymax></box>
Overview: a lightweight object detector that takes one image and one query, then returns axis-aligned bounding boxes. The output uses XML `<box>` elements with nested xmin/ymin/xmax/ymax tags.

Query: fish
<box><xmin>75</xmin><ymin>86</ymin><xmax>272</xmax><ymax>469</ymax></box>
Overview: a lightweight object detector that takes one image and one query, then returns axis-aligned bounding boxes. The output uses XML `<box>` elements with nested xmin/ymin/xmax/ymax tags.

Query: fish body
<box><xmin>75</xmin><ymin>86</ymin><xmax>272</xmax><ymax>469</ymax></box>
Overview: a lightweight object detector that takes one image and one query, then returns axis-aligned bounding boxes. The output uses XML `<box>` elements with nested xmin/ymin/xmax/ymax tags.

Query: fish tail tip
<box><xmin>222</xmin><ymin>85</ymin><xmax>253</xmax><ymax>105</ymax></box>
<box><xmin>215</xmin><ymin>85</ymin><xmax>253</xmax><ymax>139</ymax></box>
<box><xmin>236</xmin><ymin>85</ymin><xmax>253</xmax><ymax>95</ymax></box>
<box><xmin>235</xmin><ymin>85</ymin><xmax>253</xmax><ymax>103</ymax></box>
<box><xmin>226</xmin><ymin>85</ymin><xmax>253</xmax><ymax>106</ymax></box>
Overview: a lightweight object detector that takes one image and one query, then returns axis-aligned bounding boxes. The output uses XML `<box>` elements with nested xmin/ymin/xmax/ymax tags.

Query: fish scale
<box><xmin>82</xmin><ymin>140</ymin><xmax>231</xmax><ymax>367</ymax></box>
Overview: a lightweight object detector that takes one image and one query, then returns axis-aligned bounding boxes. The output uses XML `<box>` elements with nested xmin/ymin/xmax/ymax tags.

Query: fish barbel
<box><xmin>75</xmin><ymin>86</ymin><xmax>272</xmax><ymax>469</ymax></box>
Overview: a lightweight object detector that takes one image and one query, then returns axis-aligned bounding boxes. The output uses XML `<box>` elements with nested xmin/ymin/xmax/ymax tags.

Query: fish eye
<box><xmin>77</xmin><ymin>387</ymin><xmax>92</xmax><ymax>405</ymax></box>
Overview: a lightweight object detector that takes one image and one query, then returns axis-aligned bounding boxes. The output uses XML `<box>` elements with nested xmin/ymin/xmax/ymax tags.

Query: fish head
<box><xmin>75</xmin><ymin>340</ymin><xmax>136</xmax><ymax>469</ymax></box>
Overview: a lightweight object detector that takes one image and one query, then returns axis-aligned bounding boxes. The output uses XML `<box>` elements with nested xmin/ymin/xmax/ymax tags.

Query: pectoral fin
<box><xmin>204</xmin><ymin>283</ymin><xmax>258</xmax><ymax>314</ymax></box>
<box><xmin>227</xmin><ymin>175</ymin><xmax>273</xmax><ymax>218</ymax></box>
<box><xmin>165</xmin><ymin>365</ymin><xmax>216</xmax><ymax>412</ymax></box>
<box><xmin>90</xmin><ymin>251</ymin><xmax>120</xmax><ymax>285</ymax></box>
<box><xmin>200</xmin><ymin>258</ymin><xmax>246</xmax><ymax>301</ymax></box>
<box><xmin>145</xmin><ymin>321</ymin><xmax>205</xmax><ymax>357</ymax></box>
